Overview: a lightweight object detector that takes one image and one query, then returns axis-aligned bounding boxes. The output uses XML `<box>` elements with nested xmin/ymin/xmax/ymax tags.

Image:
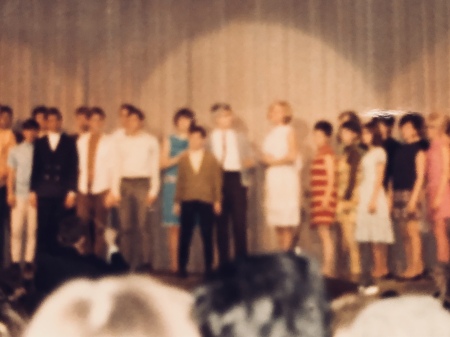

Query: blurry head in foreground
<box><xmin>24</xmin><ymin>275</ymin><xmax>200</xmax><ymax>337</ymax></box>
<box><xmin>333</xmin><ymin>295</ymin><xmax>450</xmax><ymax>337</ymax></box>
<box><xmin>193</xmin><ymin>252</ymin><xmax>329</xmax><ymax>337</ymax></box>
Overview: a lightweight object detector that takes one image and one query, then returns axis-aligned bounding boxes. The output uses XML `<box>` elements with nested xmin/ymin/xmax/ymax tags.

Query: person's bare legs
<box><xmin>433</xmin><ymin>218</ymin><xmax>450</xmax><ymax>263</ymax></box>
<box><xmin>372</xmin><ymin>243</ymin><xmax>388</xmax><ymax>278</ymax></box>
<box><xmin>317</xmin><ymin>225</ymin><xmax>334</xmax><ymax>277</ymax></box>
<box><xmin>276</xmin><ymin>227</ymin><xmax>295</xmax><ymax>251</ymax></box>
<box><xmin>401</xmin><ymin>220</ymin><xmax>423</xmax><ymax>277</ymax></box>
<box><xmin>340</xmin><ymin>219</ymin><xmax>361</xmax><ymax>275</ymax></box>
<box><xmin>168</xmin><ymin>226</ymin><xmax>180</xmax><ymax>272</ymax></box>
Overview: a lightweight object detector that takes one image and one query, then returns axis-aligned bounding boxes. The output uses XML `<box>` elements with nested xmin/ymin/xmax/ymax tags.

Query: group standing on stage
<box><xmin>0</xmin><ymin>102</ymin><xmax>450</xmax><ymax>287</ymax></box>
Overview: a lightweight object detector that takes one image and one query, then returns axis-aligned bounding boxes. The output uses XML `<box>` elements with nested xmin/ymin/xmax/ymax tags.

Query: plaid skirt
<box><xmin>392</xmin><ymin>190</ymin><xmax>422</xmax><ymax>223</ymax></box>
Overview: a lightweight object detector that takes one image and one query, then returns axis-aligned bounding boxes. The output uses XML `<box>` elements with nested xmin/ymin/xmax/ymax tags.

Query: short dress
<box><xmin>391</xmin><ymin>141</ymin><xmax>425</xmax><ymax>223</ymax></box>
<box><xmin>426</xmin><ymin>137</ymin><xmax>450</xmax><ymax>223</ymax></box>
<box><xmin>336</xmin><ymin>145</ymin><xmax>363</xmax><ymax>225</ymax></box>
<box><xmin>310</xmin><ymin>145</ymin><xmax>337</xmax><ymax>227</ymax></box>
<box><xmin>162</xmin><ymin>135</ymin><xmax>188</xmax><ymax>227</ymax></box>
<box><xmin>355</xmin><ymin>147</ymin><xmax>394</xmax><ymax>243</ymax></box>
<box><xmin>262</xmin><ymin>124</ymin><xmax>302</xmax><ymax>227</ymax></box>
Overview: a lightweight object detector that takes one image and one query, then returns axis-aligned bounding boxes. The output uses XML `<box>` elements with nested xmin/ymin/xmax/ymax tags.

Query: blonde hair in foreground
<box><xmin>24</xmin><ymin>275</ymin><xmax>200</xmax><ymax>337</ymax></box>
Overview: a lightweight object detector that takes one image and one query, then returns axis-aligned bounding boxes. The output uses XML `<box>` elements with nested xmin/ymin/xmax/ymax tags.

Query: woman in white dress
<box><xmin>356</xmin><ymin>120</ymin><xmax>394</xmax><ymax>286</ymax></box>
<box><xmin>261</xmin><ymin>101</ymin><xmax>301</xmax><ymax>251</ymax></box>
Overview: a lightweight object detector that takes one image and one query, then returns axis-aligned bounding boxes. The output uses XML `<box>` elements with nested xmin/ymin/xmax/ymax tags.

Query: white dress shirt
<box><xmin>211</xmin><ymin>129</ymin><xmax>242</xmax><ymax>171</ymax></box>
<box><xmin>113</xmin><ymin>131</ymin><xmax>160</xmax><ymax>197</ymax></box>
<box><xmin>47</xmin><ymin>132</ymin><xmax>61</xmax><ymax>151</ymax></box>
<box><xmin>77</xmin><ymin>133</ymin><xmax>115</xmax><ymax>195</ymax></box>
<box><xmin>189</xmin><ymin>149</ymin><xmax>205</xmax><ymax>173</ymax></box>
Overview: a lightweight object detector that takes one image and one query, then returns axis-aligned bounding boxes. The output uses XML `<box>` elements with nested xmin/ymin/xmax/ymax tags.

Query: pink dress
<box><xmin>426</xmin><ymin>137</ymin><xmax>450</xmax><ymax>222</ymax></box>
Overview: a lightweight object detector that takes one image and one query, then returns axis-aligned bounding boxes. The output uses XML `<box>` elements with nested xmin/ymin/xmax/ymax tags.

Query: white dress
<box><xmin>262</xmin><ymin>124</ymin><xmax>302</xmax><ymax>227</ymax></box>
<box><xmin>355</xmin><ymin>147</ymin><xmax>394</xmax><ymax>243</ymax></box>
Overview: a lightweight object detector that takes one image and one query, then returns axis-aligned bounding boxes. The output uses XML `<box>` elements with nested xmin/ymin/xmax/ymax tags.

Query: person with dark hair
<box><xmin>112</xmin><ymin>104</ymin><xmax>134</xmax><ymax>141</ymax></box>
<box><xmin>337</xmin><ymin>120</ymin><xmax>364</xmax><ymax>276</ymax></box>
<box><xmin>0</xmin><ymin>105</ymin><xmax>16</xmax><ymax>267</ymax></box>
<box><xmin>31</xmin><ymin>106</ymin><xmax>48</xmax><ymax>138</ymax></box>
<box><xmin>111</xmin><ymin>106</ymin><xmax>160</xmax><ymax>271</ymax></box>
<box><xmin>338</xmin><ymin>110</ymin><xmax>361</xmax><ymax>126</ymax></box>
<box><xmin>76</xmin><ymin>107</ymin><xmax>114</xmax><ymax>258</ymax></box>
<box><xmin>160</xmin><ymin>108</ymin><xmax>195</xmax><ymax>272</ymax></box>
<box><xmin>355</xmin><ymin>121</ymin><xmax>394</xmax><ymax>294</ymax></box>
<box><xmin>192</xmin><ymin>252</ymin><xmax>329</xmax><ymax>337</ymax></box>
<box><xmin>72</xmin><ymin>106</ymin><xmax>90</xmax><ymax>140</ymax></box>
<box><xmin>261</xmin><ymin>101</ymin><xmax>301</xmax><ymax>251</ymax></box>
<box><xmin>311</xmin><ymin>120</ymin><xmax>337</xmax><ymax>277</ymax></box>
<box><xmin>209</xmin><ymin>103</ymin><xmax>255</xmax><ymax>267</ymax></box>
<box><xmin>391</xmin><ymin>112</ymin><xmax>427</xmax><ymax>280</ymax></box>
<box><xmin>372</xmin><ymin>115</ymin><xmax>400</xmax><ymax>190</ymax></box>
<box><xmin>6</xmin><ymin>119</ymin><xmax>39</xmax><ymax>277</ymax></box>
<box><xmin>30</xmin><ymin>107</ymin><xmax>78</xmax><ymax>255</ymax></box>
<box><xmin>174</xmin><ymin>125</ymin><xmax>222</xmax><ymax>278</ymax></box>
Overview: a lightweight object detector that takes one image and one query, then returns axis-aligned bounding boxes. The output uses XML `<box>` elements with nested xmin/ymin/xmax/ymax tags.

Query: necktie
<box><xmin>222</xmin><ymin>130</ymin><xmax>227</xmax><ymax>166</ymax></box>
<box><xmin>87</xmin><ymin>134</ymin><xmax>101</xmax><ymax>193</ymax></box>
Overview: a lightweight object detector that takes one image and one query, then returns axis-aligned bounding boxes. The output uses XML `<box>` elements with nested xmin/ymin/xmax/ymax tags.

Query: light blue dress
<box><xmin>162</xmin><ymin>135</ymin><xmax>188</xmax><ymax>227</ymax></box>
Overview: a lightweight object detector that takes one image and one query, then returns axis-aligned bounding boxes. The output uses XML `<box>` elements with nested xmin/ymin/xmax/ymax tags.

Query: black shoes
<box><xmin>177</xmin><ymin>270</ymin><xmax>188</xmax><ymax>279</ymax></box>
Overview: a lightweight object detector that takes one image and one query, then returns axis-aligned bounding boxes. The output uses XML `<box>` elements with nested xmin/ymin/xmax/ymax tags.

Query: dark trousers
<box><xmin>77</xmin><ymin>192</ymin><xmax>108</xmax><ymax>258</ymax></box>
<box><xmin>216</xmin><ymin>172</ymin><xmax>248</xmax><ymax>266</ymax></box>
<box><xmin>359</xmin><ymin>242</ymin><xmax>373</xmax><ymax>286</ymax></box>
<box><xmin>178</xmin><ymin>201</ymin><xmax>214</xmax><ymax>273</ymax></box>
<box><xmin>37</xmin><ymin>196</ymin><xmax>70</xmax><ymax>254</ymax></box>
<box><xmin>0</xmin><ymin>187</ymin><xmax>8</xmax><ymax>267</ymax></box>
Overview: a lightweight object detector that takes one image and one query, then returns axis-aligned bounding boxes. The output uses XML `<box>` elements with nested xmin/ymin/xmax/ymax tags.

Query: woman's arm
<box><xmin>408</xmin><ymin>150</ymin><xmax>426</xmax><ymax>210</ymax></box>
<box><xmin>433</xmin><ymin>143</ymin><xmax>450</xmax><ymax>209</ymax></box>
<box><xmin>369</xmin><ymin>158</ymin><xmax>385</xmax><ymax>212</ymax></box>
<box><xmin>160</xmin><ymin>137</ymin><xmax>185</xmax><ymax>170</ymax></box>
<box><xmin>322</xmin><ymin>154</ymin><xmax>335</xmax><ymax>207</ymax></box>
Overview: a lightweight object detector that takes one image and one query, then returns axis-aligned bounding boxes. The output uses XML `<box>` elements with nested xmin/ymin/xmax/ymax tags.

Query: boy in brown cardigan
<box><xmin>174</xmin><ymin>125</ymin><xmax>222</xmax><ymax>278</ymax></box>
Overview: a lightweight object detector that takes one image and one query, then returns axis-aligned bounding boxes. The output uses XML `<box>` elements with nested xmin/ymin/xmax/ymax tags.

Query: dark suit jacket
<box><xmin>30</xmin><ymin>133</ymin><xmax>78</xmax><ymax>197</ymax></box>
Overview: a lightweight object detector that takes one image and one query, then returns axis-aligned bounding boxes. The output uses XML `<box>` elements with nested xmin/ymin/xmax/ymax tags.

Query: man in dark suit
<box><xmin>30</xmin><ymin>108</ymin><xmax>78</xmax><ymax>254</ymax></box>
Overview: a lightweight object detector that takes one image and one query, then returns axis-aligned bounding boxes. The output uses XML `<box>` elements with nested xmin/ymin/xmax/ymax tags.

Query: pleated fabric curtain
<box><xmin>0</xmin><ymin>0</ymin><xmax>448</xmax><ymax>270</ymax></box>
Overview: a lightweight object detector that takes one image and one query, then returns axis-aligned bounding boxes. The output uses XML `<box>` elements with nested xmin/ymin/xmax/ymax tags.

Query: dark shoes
<box><xmin>177</xmin><ymin>270</ymin><xmax>188</xmax><ymax>279</ymax></box>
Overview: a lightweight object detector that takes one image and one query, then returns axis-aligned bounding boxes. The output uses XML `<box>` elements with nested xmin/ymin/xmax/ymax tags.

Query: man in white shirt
<box><xmin>111</xmin><ymin>103</ymin><xmax>134</xmax><ymax>141</ymax></box>
<box><xmin>77</xmin><ymin>107</ymin><xmax>115</xmax><ymax>258</ymax></box>
<box><xmin>209</xmin><ymin>103</ymin><xmax>255</xmax><ymax>266</ymax></box>
<box><xmin>111</xmin><ymin>107</ymin><xmax>160</xmax><ymax>271</ymax></box>
<box><xmin>30</xmin><ymin>108</ymin><xmax>78</xmax><ymax>254</ymax></box>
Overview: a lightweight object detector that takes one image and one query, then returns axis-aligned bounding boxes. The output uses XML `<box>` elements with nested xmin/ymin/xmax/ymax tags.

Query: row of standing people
<box><xmin>0</xmin><ymin>103</ymin><xmax>266</xmax><ymax>277</ymax></box>
<box><xmin>310</xmin><ymin>110</ymin><xmax>450</xmax><ymax>291</ymax></box>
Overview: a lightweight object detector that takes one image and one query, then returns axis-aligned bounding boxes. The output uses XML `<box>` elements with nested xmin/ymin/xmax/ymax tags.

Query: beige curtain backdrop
<box><xmin>0</xmin><ymin>0</ymin><xmax>447</xmax><ymax>271</ymax></box>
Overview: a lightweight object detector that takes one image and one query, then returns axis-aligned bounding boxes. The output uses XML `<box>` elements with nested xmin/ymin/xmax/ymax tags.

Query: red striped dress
<box><xmin>310</xmin><ymin>145</ymin><xmax>337</xmax><ymax>227</ymax></box>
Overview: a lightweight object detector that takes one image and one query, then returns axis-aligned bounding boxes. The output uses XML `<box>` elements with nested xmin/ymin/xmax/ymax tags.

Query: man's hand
<box><xmin>214</xmin><ymin>202</ymin><xmax>222</xmax><ymax>215</ymax></box>
<box><xmin>7</xmin><ymin>193</ymin><xmax>16</xmax><ymax>208</ymax></box>
<box><xmin>105</xmin><ymin>193</ymin><xmax>120</xmax><ymax>208</ymax></box>
<box><xmin>64</xmin><ymin>193</ymin><xmax>76</xmax><ymax>209</ymax></box>
<box><xmin>104</xmin><ymin>227</ymin><xmax>118</xmax><ymax>247</ymax></box>
<box><xmin>29</xmin><ymin>192</ymin><xmax>37</xmax><ymax>208</ymax></box>
<box><xmin>146</xmin><ymin>195</ymin><xmax>157</xmax><ymax>207</ymax></box>
<box><xmin>173</xmin><ymin>203</ymin><xmax>180</xmax><ymax>216</ymax></box>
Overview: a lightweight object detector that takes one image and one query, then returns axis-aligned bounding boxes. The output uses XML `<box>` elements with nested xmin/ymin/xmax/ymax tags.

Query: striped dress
<box><xmin>310</xmin><ymin>145</ymin><xmax>337</xmax><ymax>226</ymax></box>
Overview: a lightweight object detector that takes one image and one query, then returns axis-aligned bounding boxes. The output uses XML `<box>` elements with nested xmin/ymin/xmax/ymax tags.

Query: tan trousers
<box><xmin>118</xmin><ymin>178</ymin><xmax>152</xmax><ymax>270</ymax></box>
<box><xmin>10</xmin><ymin>196</ymin><xmax>37</xmax><ymax>263</ymax></box>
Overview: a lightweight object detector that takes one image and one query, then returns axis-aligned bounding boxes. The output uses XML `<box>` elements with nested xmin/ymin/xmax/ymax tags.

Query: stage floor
<box><xmin>150</xmin><ymin>271</ymin><xmax>436</xmax><ymax>300</ymax></box>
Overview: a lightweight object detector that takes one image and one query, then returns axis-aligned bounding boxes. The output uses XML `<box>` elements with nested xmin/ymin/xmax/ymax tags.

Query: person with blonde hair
<box><xmin>261</xmin><ymin>101</ymin><xmax>302</xmax><ymax>250</ymax></box>
<box><xmin>24</xmin><ymin>275</ymin><xmax>200</xmax><ymax>337</ymax></box>
<box><xmin>425</xmin><ymin>112</ymin><xmax>450</xmax><ymax>272</ymax></box>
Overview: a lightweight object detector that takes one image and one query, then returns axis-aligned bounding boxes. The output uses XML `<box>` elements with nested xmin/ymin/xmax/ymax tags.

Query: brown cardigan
<box><xmin>175</xmin><ymin>150</ymin><xmax>223</xmax><ymax>204</ymax></box>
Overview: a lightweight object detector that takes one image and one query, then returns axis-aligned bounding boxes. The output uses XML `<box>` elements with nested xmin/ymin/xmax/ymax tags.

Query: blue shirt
<box><xmin>7</xmin><ymin>142</ymin><xmax>34</xmax><ymax>196</ymax></box>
